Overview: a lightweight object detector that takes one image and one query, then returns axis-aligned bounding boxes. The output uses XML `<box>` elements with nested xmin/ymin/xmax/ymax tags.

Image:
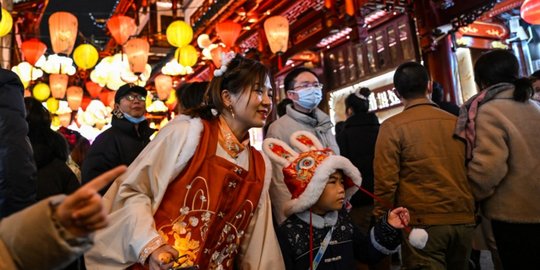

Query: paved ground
<box><xmin>390</xmin><ymin>250</ymin><xmax>496</xmax><ymax>270</ymax></box>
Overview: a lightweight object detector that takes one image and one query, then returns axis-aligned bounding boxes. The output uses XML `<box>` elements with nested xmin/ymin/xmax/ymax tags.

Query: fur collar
<box><xmin>295</xmin><ymin>210</ymin><xmax>338</xmax><ymax>229</ymax></box>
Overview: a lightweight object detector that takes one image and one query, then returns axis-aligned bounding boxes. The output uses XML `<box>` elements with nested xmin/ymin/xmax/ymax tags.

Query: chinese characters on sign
<box><xmin>368</xmin><ymin>86</ymin><xmax>401</xmax><ymax>112</ymax></box>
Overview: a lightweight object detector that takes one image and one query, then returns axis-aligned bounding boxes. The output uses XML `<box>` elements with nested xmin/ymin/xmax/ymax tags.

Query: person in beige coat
<box><xmin>0</xmin><ymin>166</ymin><xmax>126</xmax><ymax>270</ymax></box>
<box><xmin>456</xmin><ymin>49</ymin><xmax>540</xmax><ymax>269</ymax></box>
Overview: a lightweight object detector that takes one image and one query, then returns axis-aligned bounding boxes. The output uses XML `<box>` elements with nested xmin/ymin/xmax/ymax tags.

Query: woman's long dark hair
<box><xmin>186</xmin><ymin>54</ymin><xmax>271</xmax><ymax>120</ymax></box>
<box><xmin>24</xmin><ymin>97</ymin><xmax>70</xmax><ymax>165</ymax></box>
<box><xmin>474</xmin><ymin>49</ymin><xmax>533</xmax><ymax>102</ymax></box>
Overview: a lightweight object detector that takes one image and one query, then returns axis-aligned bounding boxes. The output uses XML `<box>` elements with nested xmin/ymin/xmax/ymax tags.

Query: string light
<box><xmin>88</xmin><ymin>0</ymin><xmax>120</xmax><ymax>29</ymax></box>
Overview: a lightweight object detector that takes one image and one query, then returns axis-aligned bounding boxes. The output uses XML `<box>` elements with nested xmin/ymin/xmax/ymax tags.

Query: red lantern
<box><xmin>85</xmin><ymin>81</ymin><xmax>103</xmax><ymax>98</ymax></box>
<box><xmin>49</xmin><ymin>74</ymin><xmax>69</xmax><ymax>99</ymax></box>
<box><xmin>155</xmin><ymin>74</ymin><xmax>172</xmax><ymax>101</ymax></box>
<box><xmin>123</xmin><ymin>38</ymin><xmax>150</xmax><ymax>75</ymax></box>
<box><xmin>521</xmin><ymin>0</ymin><xmax>540</xmax><ymax>25</ymax></box>
<box><xmin>107</xmin><ymin>15</ymin><xmax>137</xmax><ymax>45</ymax></box>
<box><xmin>81</xmin><ymin>96</ymin><xmax>92</xmax><ymax>111</ymax></box>
<box><xmin>21</xmin><ymin>39</ymin><xmax>47</xmax><ymax>66</ymax></box>
<box><xmin>210</xmin><ymin>45</ymin><xmax>224</xmax><ymax>68</ymax></box>
<box><xmin>215</xmin><ymin>21</ymin><xmax>242</xmax><ymax>49</ymax></box>
<box><xmin>48</xmin><ymin>12</ymin><xmax>78</xmax><ymax>55</ymax></box>
<box><xmin>345</xmin><ymin>0</ymin><xmax>355</xmax><ymax>16</ymax></box>
<box><xmin>99</xmin><ymin>89</ymin><xmax>115</xmax><ymax>107</ymax></box>
<box><xmin>67</xmin><ymin>86</ymin><xmax>83</xmax><ymax>110</ymax></box>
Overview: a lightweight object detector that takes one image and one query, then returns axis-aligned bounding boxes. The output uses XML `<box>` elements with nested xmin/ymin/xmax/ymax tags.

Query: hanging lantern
<box><xmin>21</xmin><ymin>39</ymin><xmax>47</xmax><ymax>66</ymax></box>
<box><xmin>67</xmin><ymin>86</ymin><xmax>83</xmax><ymax>110</ymax></box>
<box><xmin>33</xmin><ymin>83</ymin><xmax>51</xmax><ymax>101</ymax></box>
<box><xmin>175</xmin><ymin>45</ymin><xmax>198</xmax><ymax>67</ymax></box>
<box><xmin>81</xmin><ymin>96</ymin><xmax>92</xmax><ymax>111</ymax></box>
<box><xmin>166</xmin><ymin>20</ymin><xmax>193</xmax><ymax>47</ymax></box>
<box><xmin>99</xmin><ymin>89</ymin><xmax>115</xmax><ymax>107</ymax></box>
<box><xmin>210</xmin><ymin>45</ymin><xmax>224</xmax><ymax>68</ymax></box>
<box><xmin>0</xmin><ymin>8</ymin><xmax>13</xmax><ymax>37</ymax></box>
<box><xmin>73</xmin><ymin>44</ymin><xmax>99</xmax><ymax>70</ymax></box>
<box><xmin>50</xmin><ymin>74</ymin><xmax>69</xmax><ymax>99</ymax></box>
<box><xmin>345</xmin><ymin>0</ymin><xmax>355</xmax><ymax>17</ymax></box>
<box><xmin>106</xmin><ymin>15</ymin><xmax>137</xmax><ymax>45</ymax></box>
<box><xmin>264</xmin><ymin>16</ymin><xmax>289</xmax><ymax>54</ymax></box>
<box><xmin>46</xmin><ymin>97</ymin><xmax>60</xmax><ymax>114</ymax></box>
<box><xmin>49</xmin><ymin>12</ymin><xmax>78</xmax><ymax>55</ymax></box>
<box><xmin>85</xmin><ymin>81</ymin><xmax>103</xmax><ymax>98</ymax></box>
<box><xmin>155</xmin><ymin>74</ymin><xmax>172</xmax><ymax>101</ymax></box>
<box><xmin>215</xmin><ymin>21</ymin><xmax>242</xmax><ymax>49</ymax></box>
<box><xmin>521</xmin><ymin>0</ymin><xmax>540</xmax><ymax>25</ymax></box>
<box><xmin>123</xmin><ymin>38</ymin><xmax>150</xmax><ymax>75</ymax></box>
<box><xmin>197</xmin><ymin>34</ymin><xmax>212</xmax><ymax>49</ymax></box>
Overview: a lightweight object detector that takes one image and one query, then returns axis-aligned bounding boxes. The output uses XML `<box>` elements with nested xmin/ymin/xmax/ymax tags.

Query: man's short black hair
<box><xmin>393</xmin><ymin>62</ymin><xmax>429</xmax><ymax>99</ymax></box>
<box><xmin>283</xmin><ymin>67</ymin><xmax>319</xmax><ymax>91</ymax></box>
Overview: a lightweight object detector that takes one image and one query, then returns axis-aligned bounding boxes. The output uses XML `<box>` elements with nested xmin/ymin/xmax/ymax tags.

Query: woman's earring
<box><xmin>228</xmin><ymin>105</ymin><xmax>236</xmax><ymax>119</ymax></box>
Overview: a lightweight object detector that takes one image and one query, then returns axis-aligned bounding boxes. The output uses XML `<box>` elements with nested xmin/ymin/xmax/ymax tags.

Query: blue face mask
<box><xmin>290</xmin><ymin>86</ymin><xmax>323</xmax><ymax>110</ymax></box>
<box><xmin>123</xmin><ymin>113</ymin><xmax>146</xmax><ymax>124</ymax></box>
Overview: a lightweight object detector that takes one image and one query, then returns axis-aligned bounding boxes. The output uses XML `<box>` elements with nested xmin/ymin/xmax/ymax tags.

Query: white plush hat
<box><xmin>263</xmin><ymin>131</ymin><xmax>362</xmax><ymax>216</ymax></box>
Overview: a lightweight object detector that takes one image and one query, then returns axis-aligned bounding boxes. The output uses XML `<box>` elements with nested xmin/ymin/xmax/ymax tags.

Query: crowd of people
<box><xmin>1</xmin><ymin>45</ymin><xmax>539</xmax><ymax>270</ymax></box>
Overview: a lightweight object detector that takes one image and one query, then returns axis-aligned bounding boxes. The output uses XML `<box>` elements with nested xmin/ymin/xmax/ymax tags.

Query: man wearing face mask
<box><xmin>266</xmin><ymin>67</ymin><xmax>339</xmax><ymax>224</ymax></box>
<box><xmin>82</xmin><ymin>84</ymin><xmax>154</xmax><ymax>194</ymax></box>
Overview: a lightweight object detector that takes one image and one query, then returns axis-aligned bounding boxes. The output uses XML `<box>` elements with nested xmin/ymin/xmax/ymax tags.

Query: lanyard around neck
<box><xmin>310</xmin><ymin>226</ymin><xmax>334</xmax><ymax>270</ymax></box>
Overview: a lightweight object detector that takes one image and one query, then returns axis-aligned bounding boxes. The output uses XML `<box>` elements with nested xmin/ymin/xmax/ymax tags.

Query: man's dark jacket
<box><xmin>82</xmin><ymin>115</ymin><xmax>154</xmax><ymax>194</ymax></box>
<box><xmin>0</xmin><ymin>69</ymin><xmax>37</xmax><ymax>217</ymax></box>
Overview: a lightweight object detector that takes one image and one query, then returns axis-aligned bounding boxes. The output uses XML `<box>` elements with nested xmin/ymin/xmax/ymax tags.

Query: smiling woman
<box><xmin>85</xmin><ymin>55</ymin><xmax>284</xmax><ymax>270</ymax></box>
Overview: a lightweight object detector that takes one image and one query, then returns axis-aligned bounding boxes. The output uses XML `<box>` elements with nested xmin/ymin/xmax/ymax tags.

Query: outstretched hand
<box><xmin>54</xmin><ymin>165</ymin><xmax>127</xmax><ymax>237</ymax></box>
<box><xmin>387</xmin><ymin>207</ymin><xmax>410</xmax><ymax>229</ymax></box>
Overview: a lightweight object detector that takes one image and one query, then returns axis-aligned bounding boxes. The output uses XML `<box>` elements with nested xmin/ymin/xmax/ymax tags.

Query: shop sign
<box><xmin>368</xmin><ymin>85</ymin><xmax>402</xmax><ymax>112</ymax></box>
<box><xmin>458</xmin><ymin>21</ymin><xmax>509</xmax><ymax>39</ymax></box>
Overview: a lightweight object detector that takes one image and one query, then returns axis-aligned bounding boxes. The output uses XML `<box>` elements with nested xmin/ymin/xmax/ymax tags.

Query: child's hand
<box><xmin>387</xmin><ymin>207</ymin><xmax>409</xmax><ymax>229</ymax></box>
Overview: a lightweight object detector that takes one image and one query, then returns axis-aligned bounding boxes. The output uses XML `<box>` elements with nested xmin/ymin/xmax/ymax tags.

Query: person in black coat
<box><xmin>336</xmin><ymin>88</ymin><xmax>379</xmax><ymax>212</ymax></box>
<box><xmin>431</xmin><ymin>81</ymin><xmax>460</xmax><ymax>116</ymax></box>
<box><xmin>0</xmin><ymin>68</ymin><xmax>37</xmax><ymax>218</ymax></box>
<box><xmin>24</xmin><ymin>97</ymin><xmax>80</xmax><ymax>201</ymax></box>
<box><xmin>82</xmin><ymin>84</ymin><xmax>154</xmax><ymax>194</ymax></box>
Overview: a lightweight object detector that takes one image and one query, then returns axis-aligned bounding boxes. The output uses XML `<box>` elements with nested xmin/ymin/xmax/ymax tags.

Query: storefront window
<box><xmin>355</xmin><ymin>44</ymin><xmax>366</xmax><ymax>77</ymax></box>
<box><xmin>347</xmin><ymin>45</ymin><xmax>357</xmax><ymax>82</ymax></box>
<box><xmin>376</xmin><ymin>30</ymin><xmax>389</xmax><ymax>69</ymax></box>
<box><xmin>388</xmin><ymin>26</ymin><xmax>399</xmax><ymax>64</ymax></box>
<box><xmin>366</xmin><ymin>36</ymin><xmax>378</xmax><ymax>73</ymax></box>
<box><xmin>337</xmin><ymin>50</ymin><xmax>347</xmax><ymax>85</ymax></box>
<box><xmin>399</xmin><ymin>22</ymin><xmax>414</xmax><ymax>60</ymax></box>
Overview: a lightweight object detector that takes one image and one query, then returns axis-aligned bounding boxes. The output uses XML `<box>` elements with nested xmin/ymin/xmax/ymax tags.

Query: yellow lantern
<box><xmin>51</xmin><ymin>115</ymin><xmax>61</xmax><ymax>127</ymax></box>
<box><xmin>123</xmin><ymin>38</ymin><xmax>150</xmax><ymax>75</ymax></box>
<box><xmin>49</xmin><ymin>12</ymin><xmax>78</xmax><ymax>55</ymax></box>
<box><xmin>0</xmin><ymin>8</ymin><xmax>13</xmax><ymax>37</ymax></box>
<box><xmin>73</xmin><ymin>44</ymin><xmax>99</xmax><ymax>70</ymax></box>
<box><xmin>264</xmin><ymin>16</ymin><xmax>289</xmax><ymax>54</ymax></box>
<box><xmin>175</xmin><ymin>45</ymin><xmax>198</xmax><ymax>67</ymax></box>
<box><xmin>46</xmin><ymin>97</ymin><xmax>59</xmax><ymax>114</ymax></box>
<box><xmin>154</xmin><ymin>74</ymin><xmax>172</xmax><ymax>101</ymax></box>
<box><xmin>33</xmin><ymin>83</ymin><xmax>51</xmax><ymax>101</ymax></box>
<box><xmin>67</xmin><ymin>86</ymin><xmax>83</xmax><ymax>111</ymax></box>
<box><xmin>49</xmin><ymin>74</ymin><xmax>69</xmax><ymax>99</ymax></box>
<box><xmin>166</xmin><ymin>20</ymin><xmax>193</xmax><ymax>48</ymax></box>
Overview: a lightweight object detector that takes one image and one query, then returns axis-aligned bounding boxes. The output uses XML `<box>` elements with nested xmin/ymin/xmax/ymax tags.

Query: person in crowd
<box><xmin>374</xmin><ymin>62</ymin><xmax>476</xmax><ymax>269</ymax></box>
<box><xmin>337</xmin><ymin>88</ymin><xmax>388</xmax><ymax>270</ymax></box>
<box><xmin>58</xmin><ymin>127</ymin><xmax>90</xmax><ymax>182</ymax></box>
<box><xmin>85</xmin><ymin>54</ymin><xmax>283</xmax><ymax>270</ymax></box>
<box><xmin>264</xmin><ymin>131</ymin><xmax>408</xmax><ymax>270</ymax></box>
<box><xmin>24</xmin><ymin>97</ymin><xmax>80</xmax><ymax>201</ymax></box>
<box><xmin>82</xmin><ymin>84</ymin><xmax>154</xmax><ymax>194</ymax></box>
<box><xmin>0</xmin><ymin>165</ymin><xmax>126</xmax><ymax>270</ymax></box>
<box><xmin>267</xmin><ymin>67</ymin><xmax>338</xmax><ymax>153</ymax></box>
<box><xmin>530</xmin><ymin>70</ymin><xmax>540</xmax><ymax>101</ymax></box>
<box><xmin>276</xmin><ymin>98</ymin><xmax>293</xmax><ymax>118</ymax></box>
<box><xmin>266</xmin><ymin>67</ymin><xmax>338</xmax><ymax>224</ymax></box>
<box><xmin>431</xmin><ymin>81</ymin><xmax>460</xmax><ymax>116</ymax></box>
<box><xmin>456</xmin><ymin>49</ymin><xmax>540</xmax><ymax>269</ymax></box>
<box><xmin>176</xmin><ymin>81</ymin><xmax>209</xmax><ymax>114</ymax></box>
<box><xmin>0</xmin><ymin>68</ymin><xmax>36</xmax><ymax>218</ymax></box>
